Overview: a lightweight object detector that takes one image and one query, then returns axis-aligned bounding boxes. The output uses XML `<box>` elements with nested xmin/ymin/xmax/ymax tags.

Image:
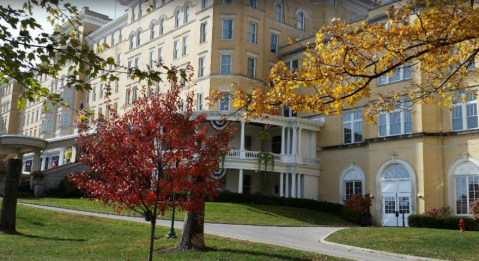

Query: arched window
<box><xmin>275</xmin><ymin>4</ymin><xmax>282</xmax><ymax>22</ymax></box>
<box><xmin>451</xmin><ymin>161</ymin><xmax>479</xmax><ymax>215</ymax></box>
<box><xmin>384</xmin><ymin>165</ymin><xmax>411</xmax><ymax>180</ymax></box>
<box><xmin>159</xmin><ymin>19</ymin><xmax>165</xmax><ymax>35</ymax></box>
<box><xmin>136</xmin><ymin>30</ymin><xmax>141</xmax><ymax>47</ymax></box>
<box><xmin>150</xmin><ymin>23</ymin><xmax>156</xmax><ymax>40</ymax></box>
<box><xmin>339</xmin><ymin>164</ymin><xmax>365</xmax><ymax>202</ymax></box>
<box><xmin>184</xmin><ymin>6</ymin><xmax>190</xmax><ymax>23</ymax></box>
<box><xmin>297</xmin><ymin>12</ymin><xmax>304</xmax><ymax>30</ymax></box>
<box><xmin>129</xmin><ymin>35</ymin><xmax>134</xmax><ymax>50</ymax></box>
<box><xmin>175</xmin><ymin>10</ymin><xmax>181</xmax><ymax>27</ymax></box>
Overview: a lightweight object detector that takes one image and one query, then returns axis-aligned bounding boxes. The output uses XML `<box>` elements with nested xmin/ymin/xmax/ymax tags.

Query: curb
<box><xmin>320</xmin><ymin>229</ymin><xmax>446</xmax><ymax>261</ymax></box>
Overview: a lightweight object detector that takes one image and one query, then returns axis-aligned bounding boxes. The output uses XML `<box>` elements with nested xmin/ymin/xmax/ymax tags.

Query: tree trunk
<box><xmin>175</xmin><ymin>192</ymin><xmax>206</xmax><ymax>251</ymax></box>
<box><xmin>0</xmin><ymin>158</ymin><xmax>22</xmax><ymax>234</ymax></box>
<box><xmin>148</xmin><ymin>217</ymin><xmax>156</xmax><ymax>261</ymax></box>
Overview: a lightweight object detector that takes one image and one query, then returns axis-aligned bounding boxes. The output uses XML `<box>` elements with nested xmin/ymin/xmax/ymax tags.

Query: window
<box><xmin>351</xmin><ymin>12</ymin><xmax>357</xmax><ymax>22</ymax></box>
<box><xmin>220</xmin><ymin>55</ymin><xmax>232</xmax><ymax>75</ymax></box>
<box><xmin>198</xmin><ymin>57</ymin><xmax>206</xmax><ymax>78</ymax></box>
<box><xmin>159</xmin><ymin>19</ymin><xmax>165</xmax><ymax>35</ymax></box>
<box><xmin>129</xmin><ymin>35</ymin><xmax>134</xmax><ymax>50</ymax></box>
<box><xmin>222</xmin><ymin>19</ymin><xmax>233</xmax><ymax>40</ymax></box>
<box><xmin>330</xmin><ymin>0</ymin><xmax>337</xmax><ymax>5</ymax></box>
<box><xmin>125</xmin><ymin>89</ymin><xmax>130</xmax><ymax>105</ymax></box>
<box><xmin>93</xmin><ymin>86</ymin><xmax>97</xmax><ymax>101</ymax></box>
<box><xmin>197</xmin><ymin>93</ymin><xmax>204</xmax><ymax>110</ymax></box>
<box><xmin>157</xmin><ymin>46</ymin><xmax>163</xmax><ymax>62</ymax></box>
<box><xmin>173</xmin><ymin>40</ymin><xmax>179</xmax><ymax>59</ymax></box>
<box><xmin>131</xmin><ymin>6</ymin><xmax>136</xmax><ymax>22</ymax></box>
<box><xmin>119</xmin><ymin>29</ymin><xmax>123</xmax><ymax>42</ymax></box>
<box><xmin>161</xmin><ymin>0</ymin><xmax>165</xmax><ymax>4</ymax></box>
<box><xmin>150</xmin><ymin>24</ymin><xmax>156</xmax><ymax>40</ymax></box>
<box><xmin>378</xmin><ymin>102</ymin><xmax>413</xmax><ymax>137</ymax></box>
<box><xmin>248</xmin><ymin>22</ymin><xmax>257</xmax><ymax>44</ymax></box>
<box><xmin>152</xmin><ymin>0</ymin><xmax>157</xmax><ymax>9</ymax></box>
<box><xmin>111</xmin><ymin>32</ymin><xmax>115</xmax><ymax>46</ymax></box>
<box><xmin>200</xmin><ymin>22</ymin><xmax>207</xmax><ymax>43</ymax></box>
<box><xmin>201</xmin><ymin>0</ymin><xmax>208</xmax><ymax>9</ymax></box>
<box><xmin>184</xmin><ymin>6</ymin><xmax>190</xmax><ymax>23</ymax></box>
<box><xmin>219</xmin><ymin>93</ymin><xmax>230</xmax><ymax>111</ymax></box>
<box><xmin>343</xmin><ymin>111</ymin><xmax>362</xmax><ymax>144</ymax></box>
<box><xmin>250</xmin><ymin>0</ymin><xmax>258</xmax><ymax>8</ymax></box>
<box><xmin>127</xmin><ymin>60</ymin><xmax>132</xmax><ymax>78</ymax></box>
<box><xmin>138</xmin><ymin>3</ymin><xmax>143</xmax><ymax>18</ymax></box>
<box><xmin>271</xmin><ymin>33</ymin><xmax>279</xmax><ymax>54</ymax></box>
<box><xmin>136</xmin><ymin>31</ymin><xmax>141</xmax><ymax>47</ymax></box>
<box><xmin>134</xmin><ymin>57</ymin><xmax>140</xmax><ymax>70</ymax></box>
<box><xmin>297</xmin><ymin>12</ymin><xmax>305</xmax><ymax>30</ymax></box>
<box><xmin>175</xmin><ymin>10</ymin><xmax>181</xmax><ymax>27</ymax></box>
<box><xmin>86</xmin><ymin>91</ymin><xmax>90</xmax><ymax>103</ymax></box>
<box><xmin>63</xmin><ymin>113</ymin><xmax>70</xmax><ymax>127</ymax></box>
<box><xmin>182</xmin><ymin>35</ymin><xmax>188</xmax><ymax>56</ymax></box>
<box><xmin>117</xmin><ymin>53</ymin><xmax>121</xmax><ymax>67</ymax></box>
<box><xmin>287</xmin><ymin>59</ymin><xmax>299</xmax><ymax>71</ymax></box>
<box><xmin>452</xmin><ymin>93</ymin><xmax>478</xmax><ymax>131</ymax></box>
<box><xmin>99</xmin><ymin>84</ymin><xmax>103</xmax><ymax>99</ymax></box>
<box><xmin>149</xmin><ymin>50</ymin><xmax>154</xmax><ymax>68</ymax></box>
<box><xmin>275</xmin><ymin>5</ymin><xmax>282</xmax><ymax>22</ymax></box>
<box><xmin>340</xmin><ymin>165</ymin><xmax>365</xmax><ymax>202</ymax></box>
<box><xmin>46</xmin><ymin>119</ymin><xmax>53</xmax><ymax>133</ymax></box>
<box><xmin>247</xmin><ymin>57</ymin><xmax>256</xmax><ymax>78</ymax></box>
<box><xmin>453</xmin><ymin>162</ymin><xmax>479</xmax><ymax>215</ymax></box>
<box><xmin>379</xmin><ymin>63</ymin><xmax>412</xmax><ymax>85</ymax></box>
<box><xmin>65</xmin><ymin>92</ymin><xmax>72</xmax><ymax>106</ymax></box>
<box><xmin>115</xmin><ymin>81</ymin><xmax>119</xmax><ymax>93</ymax></box>
<box><xmin>132</xmin><ymin>87</ymin><xmax>138</xmax><ymax>102</ymax></box>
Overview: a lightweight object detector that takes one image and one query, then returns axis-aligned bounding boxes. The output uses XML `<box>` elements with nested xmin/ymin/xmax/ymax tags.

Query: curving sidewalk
<box><xmin>19</xmin><ymin>203</ymin><xmax>443</xmax><ymax>261</ymax></box>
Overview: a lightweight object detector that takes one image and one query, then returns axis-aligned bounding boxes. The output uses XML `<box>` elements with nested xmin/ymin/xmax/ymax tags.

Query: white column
<box><xmin>298</xmin><ymin>128</ymin><xmax>302</xmax><ymax>156</ymax></box>
<box><xmin>281</xmin><ymin>126</ymin><xmax>285</xmax><ymax>156</ymax></box>
<box><xmin>291</xmin><ymin>173</ymin><xmax>297</xmax><ymax>198</ymax></box>
<box><xmin>71</xmin><ymin>145</ymin><xmax>78</xmax><ymax>162</ymax></box>
<box><xmin>279</xmin><ymin>173</ymin><xmax>284</xmax><ymax>197</ymax></box>
<box><xmin>40</xmin><ymin>158</ymin><xmax>45</xmax><ymax>171</ymax></box>
<box><xmin>240</xmin><ymin>121</ymin><xmax>245</xmax><ymax>158</ymax></box>
<box><xmin>286</xmin><ymin>128</ymin><xmax>290</xmax><ymax>155</ymax></box>
<box><xmin>292</xmin><ymin>127</ymin><xmax>297</xmax><ymax>155</ymax></box>
<box><xmin>238</xmin><ymin>169</ymin><xmax>243</xmax><ymax>193</ymax></box>
<box><xmin>297</xmin><ymin>174</ymin><xmax>302</xmax><ymax>199</ymax></box>
<box><xmin>59</xmin><ymin>147</ymin><xmax>65</xmax><ymax>165</ymax></box>
<box><xmin>285</xmin><ymin>173</ymin><xmax>290</xmax><ymax>197</ymax></box>
<box><xmin>32</xmin><ymin>151</ymin><xmax>42</xmax><ymax>172</ymax></box>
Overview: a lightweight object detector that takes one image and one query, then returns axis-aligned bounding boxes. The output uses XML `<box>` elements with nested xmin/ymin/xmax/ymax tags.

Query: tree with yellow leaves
<box><xmin>212</xmin><ymin>0</ymin><xmax>479</xmax><ymax>122</ymax></box>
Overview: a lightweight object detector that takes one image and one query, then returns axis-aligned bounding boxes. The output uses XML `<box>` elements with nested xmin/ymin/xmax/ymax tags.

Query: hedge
<box><xmin>408</xmin><ymin>214</ymin><xmax>479</xmax><ymax>231</ymax></box>
<box><xmin>210</xmin><ymin>192</ymin><xmax>345</xmax><ymax>217</ymax></box>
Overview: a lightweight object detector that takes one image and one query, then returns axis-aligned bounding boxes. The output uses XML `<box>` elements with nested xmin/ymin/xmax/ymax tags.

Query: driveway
<box><xmin>19</xmin><ymin>203</ymin><xmax>442</xmax><ymax>261</ymax></box>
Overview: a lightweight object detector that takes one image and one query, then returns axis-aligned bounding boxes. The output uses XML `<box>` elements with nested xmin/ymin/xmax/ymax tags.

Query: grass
<box><xmin>18</xmin><ymin>197</ymin><xmax>352</xmax><ymax>226</ymax></box>
<box><xmin>327</xmin><ymin>227</ymin><xmax>479</xmax><ymax>261</ymax></box>
<box><xmin>0</xmin><ymin>204</ymin><xmax>347</xmax><ymax>261</ymax></box>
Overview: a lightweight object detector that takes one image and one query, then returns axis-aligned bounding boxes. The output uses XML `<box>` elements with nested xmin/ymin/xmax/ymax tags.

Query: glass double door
<box><xmin>382</xmin><ymin>180</ymin><xmax>411</xmax><ymax>227</ymax></box>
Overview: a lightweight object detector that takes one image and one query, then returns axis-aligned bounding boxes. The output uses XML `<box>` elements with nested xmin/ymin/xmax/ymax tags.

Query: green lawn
<box><xmin>327</xmin><ymin>227</ymin><xmax>479</xmax><ymax>261</ymax></box>
<box><xmin>18</xmin><ymin>197</ymin><xmax>352</xmax><ymax>226</ymax></box>
<box><xmin>0</xmin><ymin>204</ymin><xmax>346</xmax><ymax>261</ymax></box>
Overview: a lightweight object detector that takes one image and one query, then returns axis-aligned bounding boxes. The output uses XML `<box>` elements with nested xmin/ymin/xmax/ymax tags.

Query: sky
<box><xmin>2</xmin><ymin>0</ymin><xmax>127</xmax><ymax>34</ymax></box>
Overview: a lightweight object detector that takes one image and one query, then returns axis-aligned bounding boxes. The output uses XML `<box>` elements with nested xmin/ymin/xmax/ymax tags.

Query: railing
<box><xmin>226</xmin><ymin>150</ymin><xmax>240</xmax><ymax>158</ymax></box>
<box><xmin>245</xmin><ymin>151</ymin><xmax>259</xmax><ymax>159</ymax></box>
<box><xmin>302</xmin><ymin>157</ymin><xmax>320</xmax><ymax>166</ymax></box>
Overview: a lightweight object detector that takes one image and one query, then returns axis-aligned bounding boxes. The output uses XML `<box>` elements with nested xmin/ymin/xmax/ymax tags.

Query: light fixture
<box><xmin>417</xmin><ymin>193</ymin><xmax>423</xmax><ymax>198</ymax></box>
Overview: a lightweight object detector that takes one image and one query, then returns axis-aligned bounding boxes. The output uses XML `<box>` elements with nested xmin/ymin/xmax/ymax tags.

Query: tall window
<box><xmin>184</xmin><ymin>6</ymin><xmax>190</xmax><ymax>23</ymax></box>
<box><xmin>200</xmin><ymin>22</ymin><xmax>207</xmax><ymax>43</ymax></box>
<box><xmin>132</xmin><ymin>87</ymin><xmax>138</xmax><ymax>102</ymax></box>
<box><xmin>197</xmin><ymin>93</ymin><xmax>204</xmax><ymax>110</ymax></box>
<box><xmin>330</xmin><ymin>0</ymin><xmax>337</xmax><ymax>5</ymax></box>
<box><xmin>351</xmin><ymin>12</ymin><xmax>357</xmax><ymax>22</ymax></box>
<box><xmin>136</xmin><ymin>31</ymin><xmax>141</xmax><ymax>47</ymax></box>
<box><xmin>379</xmin><ymin>63</ymin><xmax>412</xmax><ymax>85</ymax></box>
<box><xmin>452</xmin><ymin>92</ymin><xmax>478</xmax><ymax>131</ymax></box>
<box><xmin>129</xmin><ymin>35</ymin><xmax>134</xmax><ymax>50</ymax></box>
<box><xmin>378</xmin><ymin>102</ymin><xmax>412</xmax><ymax>137</ymax></box>
<box><xmin>219</xmin><ymin>93</ymin><xmax>230</xmax><ymax>111</ymax></box>
<box><xmin>275</xmin><ymin>4</ymin><xmax>282</xmax><ymax>22</ymax></box>
<box><xmin>173</xmin><ymin>40</ymin><xmax>179</xmax><ymax>59</ymax></box>
<box><xmin>222</xmin><ymin>19</ymin><xmax>233</xmax><ymax>40</ymax></box>
<box><xmin>111</xmin><ymin>32</ymin><xmax>115</xmax><ymax>46</ymax></box>
<box><xmin>247</xmin><ymin>57</ymin><xmax>256</xmax><ymax>78</ymax></box>
<box><xmin>152</xmin><ymin>0</ymin><xmax>157</xmax><ymax>9</ymax></box>
<box><xmin>182</xmin><ymin>35</ymin><xmax>188</xmax><ymax>56</ymax></box>
<box><xmin>250</xmin><ymin>0</ymin><xmax>258</xmax><ymax>8</ymax></box>
<box><xmin>271</xmin><ymin>33</ymin><xmax>279</xmax><ymax>54</ymax></box>
<box><xmin>117</xmin><ymin>53</ymin><xmax>121</xmax><ymax>67</ymax></box>
<box><xmin>201</xmin><ymin>0</ymin><xmax>208</xmax><ymax>9</ymax></box>
<box><xmin>149</xmin><ymin>50</ymin><xmax>154</xmax><ymax>68</ymax></box>
<box><xmin>159</xmin><ymin>19</ymin><xmax>165</xmax><ymax>35</ymax></box>
<box><xmin>220</xmin><ymin>54</ymin><xmax>232</xmax><ymax>75</ymax></box>
<box><xmin>125</xmin><ymin>89</ymin><xmax>130</xmax><ymax>105</ymax></box>
<box><xmin>343</xmin><ymin>111</ymin><xmax>362</xmax><ymax>144</ymax></box>
<box><xmin>119</xmin><ymin>29</ymin><xmax>123</xmax><ymax>42</ymax></box>
<box><xmin>175</xmin><ymin>10</ymin><xmax>181</xmax><ymax>27</ymax></box>
<box><xmin>65</xmin><ymin>92</ymin><xmax>72</xmax><ymax>106</ymax></box>
<box><xmin>456</xmin><ymin>176</ymin><xmax>479</xmax><ymax>214</ymax></box>
<box><xmin>99</xmin><ymin>84</ymin><xmax>103</xmax><ymax>99</ymax></box>
<box><xmin>248</xmin><ymin>22</ymin><xmax>257</xmax><ymax>44</ymax></box>
<box><xmin>158</xmin><ymin>46</ymin><xmax>163</xmax><ymax>62</ymax></box>
<box><xmin>127</xmin><ymin>61</ymin><xmax>132</xmax><ymax>78</ymax></box>
<box><xmin>287</xmin><ymin>59</ymin><xmax>299</xmax><ymax>71</ymax></box>
<box><xmin>63</xmin><ymin>113</ymin><xmax>70</xmax><ymax>127</ymax></box>
<box><xmin>138</xmin><ymin>3</ymin><xmax>143</xmax><ymax>17</ymax></box>
<box><xmin>297</xmin><ymin>12</ymin><xmax>305</xmax><ymax>30</ymax></box>
<box><xmin>131</xmin><ymin>6</ymin><xmax>136</xmax><ymax>22</ymax></box>
<box><xmin>115</xmin><ymin>81</ymin><xmax>119</xmax><ymax>93</ymax></box>
<box><xmin>150</xmin><ymin>24</ymin><xmax>156</xmax><ymax>40</ymax></box>
<box><xmin>198</xmin><ymin>57</ymin><xmax>206</xmax><ymax>78</ymax></box>
<box><xmin>93</xmin><ymin>86</ymin><xmax>97</xmax><ymax>101</ymax></box>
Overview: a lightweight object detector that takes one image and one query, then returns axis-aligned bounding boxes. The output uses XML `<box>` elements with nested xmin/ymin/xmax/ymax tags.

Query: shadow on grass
<box><xmin>16</xmin><ymin>233</ymin><xmax>87</xmax><ymax>242</ymax></box>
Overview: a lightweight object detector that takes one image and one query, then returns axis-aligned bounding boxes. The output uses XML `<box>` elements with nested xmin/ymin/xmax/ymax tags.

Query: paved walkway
<box><xmin>20</xmin><ymin>203</ymin><xmax>443</xmax><ymax>261</ymax></box>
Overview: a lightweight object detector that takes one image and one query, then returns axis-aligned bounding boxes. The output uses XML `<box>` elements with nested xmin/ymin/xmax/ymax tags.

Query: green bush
<box><xmin>408</xmin><ymin>214</ymin><xmax>479</xmax><ymax>231</ymax></box>
<box><xmin>47</xmin><ymin>177</ymin><xmax>84</xmax><ymax>198</ymax></box>
<box><xmin>211</xmin><ymin>192</ymin><xmax>344</xmax><ymax>216</ymax></box>
<box><xmin>340</xmin><ymin>208</ymin><xmax>361</xmax><ymax>224</ymax></box>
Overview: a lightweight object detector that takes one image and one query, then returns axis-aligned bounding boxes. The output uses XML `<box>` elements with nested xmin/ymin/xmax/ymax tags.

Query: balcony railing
<box><xmin>225</xmin><ymin>149</ymin><xmax>318</xmax><ymax>166</ymax></box>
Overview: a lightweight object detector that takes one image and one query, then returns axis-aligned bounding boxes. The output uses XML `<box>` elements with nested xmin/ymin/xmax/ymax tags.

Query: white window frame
<box><xmin>63</xmin><ymin>113</ymin><xmax>70</xmax><ymax>127</ymax></box>
<box><xmin>197</xmin><ymin>93</ymin><xmax>204</xmax><ymax>110</ymax></box>
<box><xmin>379</xmin><ymin>63</ymin><xmax>412</xmax><ymax>85</ymax></box>
<box><xmin>150</xmin><ymin>23</ymin><xmax>156</xmax><ymax>40</ymax></box>
<box><xmin>198</xmin><ymin>56</ymin><xmax>206</xmax><ymax>78</ymax></box>
<box><xmin>182</xmin><ymin>35</ymin><xmax>189</xmax><ymax>56</ymax></box>
<box><xmin>297</xmin><ymin>12</ymin><xmax>305</xmax><ymax>30</ymax></box>
<box><xmin>378</xmin><ymin>102</ymin><xmax>413</xmax><ymax>137</ymax></box>
<box><xmin>271</xmin><ymin>33</ymin><xmax>279</xmax><ymax>54</ymax></box>
<box><xmin>247</xmin><ymin>56</ymin><xmax>256</xmax><ymax>78</ymax></box>
<box><xmin>248</xmin><ymin>22</ymin><xmax>257</xmax><ymax>44</ymax></box>
<box><xmin>149</xmin><ymin>50</ymin><xmax>154</xmax><ymax>68</ymax></box>
<box><xmin>452</xmin><ymin>92</ymin><xmax>478</xmax><ymax>132</ymax></box>
<box><xmin>351</xmin><ymin>12</ymin><xmax>357</xmax><ymax>22</ymax></box>
<box><xmin>220</xmin><ymin>54</ymin><xmax>232</xmax><ymax>75</ymax></box>
<box><xmin>173</xmin><ymin>39</ymin><xmax>180</xmax><ymax>60</ymax></box>
<box><xmin>200</xmin><ymin>22</ymin><xmax>207</xmax><ymax>44</ymax></box>
<box><xmin>201</xmin><ymin>0</ymin><xmax>208</xmax><ymax>9</ymax></box>
<box><xmin>160</xmin><ymin>19</ymin><xmax>165</xmax><ymax>35</ymax></box>
<box><xmin>184</xmin><ymin>6</ymin><xmax>190</xmax><ymax>24</ymax></box>
<box><xmin>175</xmin><ymin>10</ymin><xmax>181</xmax><ymax>28</ymax></box>
<box><xmin>339</xmin><ymin>164</ymin><xmax>365</xmax><ymax>203</ymax></box>
<box><xmin>343</xmin><ymin>110</ymin><xmax>362</xmax><ymax>144</ymax></box>
<box><xmin>219</xmin><ymin>93</ymin><xmax>230</xmax><ymax>111</ymax></box>
<box><xmin>275</xmin><ymin>4</ymin><xmax>282</xmax><ymax>22</ymax></box>
<box><xmin>221</xmin><ymin>19</ymin><xmax>233</xmax><ymax>40</ymax></box>
<box><xmin>250</xmin><ymin>0</ymin><xmax>258</xmax><ymax>8</ymax></box>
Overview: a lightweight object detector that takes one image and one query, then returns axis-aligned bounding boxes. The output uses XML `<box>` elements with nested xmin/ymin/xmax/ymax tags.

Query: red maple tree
<box><xmin>69</xmin><ymin>67</ymin><xmax>233</xmax><ymax>259</ymax></box>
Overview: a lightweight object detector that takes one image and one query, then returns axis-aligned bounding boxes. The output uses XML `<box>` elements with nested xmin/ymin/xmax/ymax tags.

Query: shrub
<box><xmin>470</xmin><ymin>200</ymin><xmax>479</xmax><ymax>221</ymax></box>
<box><xmin>47</xmin><ymin>177</ymin><xmax>84</xmax><ymax>198</ymax></box>
<box><xmin>408</xmin><ymin>214</ymin><xmax>479</xmax><ymax>231</ymax></box>
<box><xmin>343</xmin><ymin>193</ymin><xmax>372</xmax><ymax>214</ymax></box>
<box><xmin>423</xmin><ymin>206</ymin><xmax>450</xmax><ymax>218</ymax></box>
<box><xmin>32</xmin><ymin>170</ymin><xmax>45</xmax><ymax>180</ymax></box>
<box><xmin>211</xmin><ymin>191</ymin><xmax>345</xmax><ymax>216</ymax></box>
<box><xmin>340</xmin><ymin>207</ymin><xmax>361</xmax><ymax>224</ymax></box>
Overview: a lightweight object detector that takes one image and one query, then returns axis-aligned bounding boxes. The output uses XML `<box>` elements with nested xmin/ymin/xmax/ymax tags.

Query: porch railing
<box><xmin>226</xmin><ymin>150</ymin><xmax>316</xmax><ymax>166</ymax></box>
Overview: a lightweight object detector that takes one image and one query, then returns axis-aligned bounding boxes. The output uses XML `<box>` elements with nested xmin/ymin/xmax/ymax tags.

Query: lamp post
<box><xmin>165</xmin><ymin>191</ymin><xmax>177</xmax><ymax>239</ymax></box>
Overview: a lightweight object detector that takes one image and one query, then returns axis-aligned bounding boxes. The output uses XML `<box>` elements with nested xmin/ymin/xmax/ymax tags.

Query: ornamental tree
<box><xmin>69</xmin><ymin>67</ymin><xmax>233</xmax><ymax>260</ymax></box>
<box><xmin>214</xmin><ymin>0</ymin><xmax>479</xmax><ymax>121</ymax></box>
